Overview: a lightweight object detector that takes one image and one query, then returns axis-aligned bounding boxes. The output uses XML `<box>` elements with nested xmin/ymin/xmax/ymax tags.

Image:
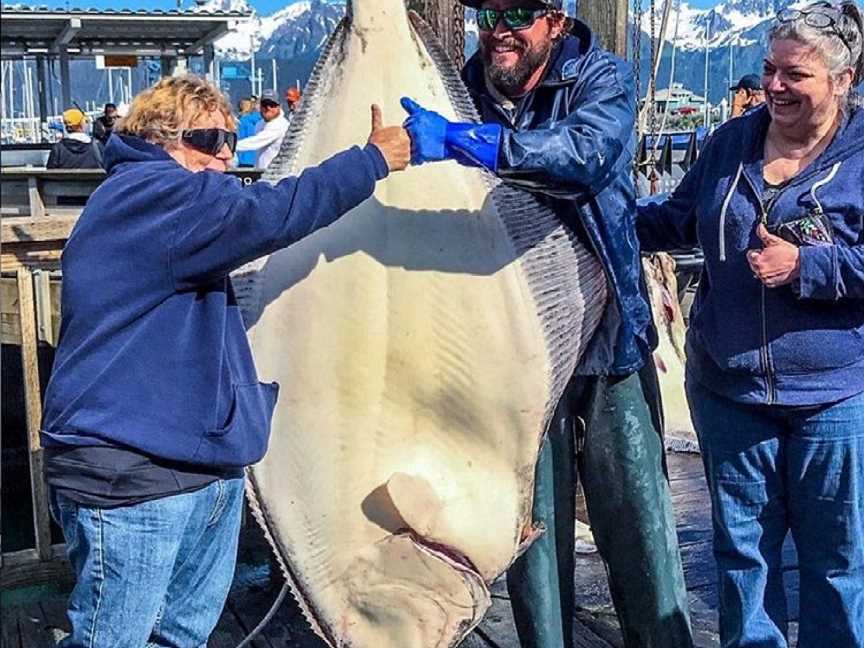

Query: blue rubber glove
<box><xmin>400</xmin><ymin>97</ymin><xmax>448</xmax><ymax>164</ymax></box>
<box><xmin>401</xmin><ymin>97</ymin><xmax>502</xmax><ymax>172</ymax></box>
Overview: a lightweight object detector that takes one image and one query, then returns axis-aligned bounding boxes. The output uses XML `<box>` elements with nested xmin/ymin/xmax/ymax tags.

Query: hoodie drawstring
<box><xmin>809</xmin><ymin>161</ymin><xmax>842</xmax><ymax>215</ymax></box>
<box><xmin>719</xmin><ymin>162</ymin><xmax>744</xmax><ymax>262</ymax></box>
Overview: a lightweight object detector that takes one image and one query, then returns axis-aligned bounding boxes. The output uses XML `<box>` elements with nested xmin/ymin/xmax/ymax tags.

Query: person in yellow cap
<box><xmin>46</xmin><ymin>108</ymin><xmax>104</xmax><ymax>169</ymax></box>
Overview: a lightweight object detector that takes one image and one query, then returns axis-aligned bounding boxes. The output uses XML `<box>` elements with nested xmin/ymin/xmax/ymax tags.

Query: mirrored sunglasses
<box><xmin>476</xmin><ymin>7</ymin><xmax>549</xmax><ymax>32</ymax></box>
<box><xmin>181</xmin><ymin>128</ymin><xmax>238</xmax><ymax>155</ymax></box>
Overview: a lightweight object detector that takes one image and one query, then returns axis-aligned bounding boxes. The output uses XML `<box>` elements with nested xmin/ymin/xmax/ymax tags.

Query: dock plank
<box><xmin>226</xmin><ymin>581</ymin><xmax>326</xmax><ymax>648</ymax></box>
<box><xmin>208</xmin><ymin>604</ymin><xmax>253</xmax><ymax>648</ymax></box>
<box><xmin>1</xmin><ymin>604</ymin><xmax>23</xmax><ymax>648</ymax></box>
<box><xmin>475</xmin><ymin>595</ymin><xmax>520</xmax><ymax>648</ymax></box>
<box><xmin>12</xmin><ymin>603</ymin><xmax>55</xmax><ymax>648</ymax></box>
<box><xmin>461</xmin><ymin>633</ymin><xmax>495</xmax><ymax>648</ymax></box>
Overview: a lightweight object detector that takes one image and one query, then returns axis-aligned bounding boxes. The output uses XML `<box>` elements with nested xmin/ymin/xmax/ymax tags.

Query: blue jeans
<box><xmin>51</xmin><ymin>478</ymin><xmax>245</xmax><ymax>648</ymax></box>
<box><xmin>686</xmin><ymin>379</ymin><xmax>864</xmax><ymax>648</ymax></box>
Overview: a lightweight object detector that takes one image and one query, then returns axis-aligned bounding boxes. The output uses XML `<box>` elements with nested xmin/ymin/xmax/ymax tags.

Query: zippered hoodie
<box><xmin>638</xmin><ymin>107</ymin><xmax>864</xmax><ymax>406</ymax></box>
<box><xmin>41</xmin><ymin>134</ymin><xmax>389</xmax><ymax>467</ymax></box>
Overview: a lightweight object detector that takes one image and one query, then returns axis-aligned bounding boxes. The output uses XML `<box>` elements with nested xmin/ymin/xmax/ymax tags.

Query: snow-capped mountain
<box><xmin>200</xmin><ymin>0</ymin><xmax>859</xmax><ymax>105</ymax></box>
<box><xmin>640</xmin><ymin>0</ymin><xmax>795</xmax><ymax>50</ymax></box>
<box><xmin>636</xmin><ymin>0</ymin><xmax>864</xmax><ymax>103</ymax></box>
<box><xmin>194</xmin><ymin>0</ymin><xmax>344</xmax><ymax>59</ymax></box>
<box><xmin>257</xmin><ymin>1</ymin><xmax>344</xmax><ymax>58</ymax></box>
<box><xmin>192</xmin><ymin>0</ymin><xmax>252</xmax><ymax>14</ymax></box>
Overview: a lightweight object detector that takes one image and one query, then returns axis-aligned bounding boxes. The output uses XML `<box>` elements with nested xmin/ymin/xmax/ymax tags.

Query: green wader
<box><xmin>506</xmin><ymin>363</ymin><xmax>693</xmax><ymax>648</ymax></box>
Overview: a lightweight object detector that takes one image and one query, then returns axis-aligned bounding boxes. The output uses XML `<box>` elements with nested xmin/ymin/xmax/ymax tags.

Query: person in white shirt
<box><xmin>235</xmin><ymin>89</ymin><xmax>290</xmax><ymax>169</ymax></box>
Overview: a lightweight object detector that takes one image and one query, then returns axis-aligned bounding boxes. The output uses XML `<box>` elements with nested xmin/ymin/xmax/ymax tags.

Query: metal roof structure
<box><xmin>1</xmin><ymin>6</ymin><xmax>251</xmax><ymax>57</ymax></box>
<box><xmin>1</xmin><ymin>6</ymin><xmax>251</xmax><ymax>131</ymax></box>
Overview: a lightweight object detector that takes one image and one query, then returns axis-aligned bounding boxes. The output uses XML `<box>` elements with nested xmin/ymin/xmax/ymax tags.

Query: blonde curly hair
<box><xmin>116</xmin><ymin>74</ymin><xmax>235</xmax><ymax>147</ymax></box>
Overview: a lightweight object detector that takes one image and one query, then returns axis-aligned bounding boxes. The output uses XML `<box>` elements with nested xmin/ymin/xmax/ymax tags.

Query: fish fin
<box><xmin>264</xmin><ymin>16</ymin><xmax>351</xmax><ymax>182</ymax></box>
<box><xmin>385</xmin><ymin>472</ymin><xmax>443</xmax><ymax>537</ymax></box>
<box><xmin>244</xmin><ymin>470</ymin><xmax>338</xmax><ymax>647</ymax></box>
<box><xmin>235</xmin><ymin>18</ymin><xmax>352</xmax><ymax>330</ymax></box>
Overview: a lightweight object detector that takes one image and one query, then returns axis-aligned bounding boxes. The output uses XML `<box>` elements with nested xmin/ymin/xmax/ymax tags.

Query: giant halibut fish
<box><xmin>232</xmin><ymin>0</ymin><xmax>608</xmax><ymax>644</ymax></box>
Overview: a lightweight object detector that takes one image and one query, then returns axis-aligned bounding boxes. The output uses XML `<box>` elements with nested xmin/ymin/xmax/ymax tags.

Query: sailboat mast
<box><xmin>703</xmin><ymin>15</ymin><xmax>711</xmax><ymax>127</ymax></box>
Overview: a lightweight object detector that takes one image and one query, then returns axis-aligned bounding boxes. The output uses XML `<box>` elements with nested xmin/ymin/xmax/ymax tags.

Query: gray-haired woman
<box><xmin>637</xmin><ymin>2</ymin><xmax>864</xmax><ymax>647</ymax></box>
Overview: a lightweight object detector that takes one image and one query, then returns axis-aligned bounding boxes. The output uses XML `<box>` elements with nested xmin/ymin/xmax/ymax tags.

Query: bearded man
<box><xmin>401</xmin><ymin>1</ymin><xmax>694</xmax><ymax>646</ymax></box>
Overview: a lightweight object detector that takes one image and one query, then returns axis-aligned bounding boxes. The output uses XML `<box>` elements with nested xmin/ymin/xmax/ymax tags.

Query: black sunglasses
<box><xmin>776</xmin><ymin>2</ymin><xmax>855</xmax><ymax>54</ymax></box>
<box><xmin>476</xmin><ymin>7</ymin><xmax>549</xmax><ymax>31</ymax></box>
<box><xmin>181</xmin><ymin>128</ymin><xmax>237</xmax><ymax>156</ymax></box>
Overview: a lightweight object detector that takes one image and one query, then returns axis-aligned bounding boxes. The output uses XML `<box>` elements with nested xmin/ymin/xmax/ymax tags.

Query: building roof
<box><xmin>0</xmin><ymin>6</ymin><xmax>251</xmax><ymax>57</ymax></box>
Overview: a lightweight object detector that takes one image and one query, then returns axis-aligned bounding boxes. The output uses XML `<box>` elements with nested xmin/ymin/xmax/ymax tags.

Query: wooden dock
<box><xmin>0</xmin><ymin>453</ymin><xmax>802</xmax><ymax>648</ymax></box>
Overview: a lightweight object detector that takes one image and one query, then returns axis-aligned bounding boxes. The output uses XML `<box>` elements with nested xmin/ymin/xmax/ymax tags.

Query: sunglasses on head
<box><xmin>776</xmin><ymin>2</ymin><xmax>855</xmax><ymax>54</ymax></box>
<box><xmin>181</xmin><ymin>128</ymin><xmax>237</xmax><ymax>156</ymax></box>
<box><xmin>476</xmin><ymin>6</ymin><xmax>549</xmax><ymax>31</ymax></box>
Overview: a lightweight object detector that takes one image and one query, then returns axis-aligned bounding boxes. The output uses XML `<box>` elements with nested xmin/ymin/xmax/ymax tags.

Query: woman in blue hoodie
<box><xmin>638</xmin><ymin>3</ymin><xmax>864</xmax><ymax>647</ymax></box>
<box><xmin>40</xmin><ymin>75</ymin><xmax>410</xmax><ymax>647</ymax></box>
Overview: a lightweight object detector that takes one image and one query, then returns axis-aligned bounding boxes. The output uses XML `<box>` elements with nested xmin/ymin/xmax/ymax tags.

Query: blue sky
<box><xmin>39</xmin><ymin>0</ymin><xmax>722</xmax><ymax>16</ymax></box>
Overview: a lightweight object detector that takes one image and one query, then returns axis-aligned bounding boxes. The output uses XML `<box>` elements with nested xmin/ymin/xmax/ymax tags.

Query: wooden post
<box><xmin>161</xmin><ymin>56</ymin><xmax>177</xmax><ymax>78</ymax></box>
<box><xmin>577</xmin><ymin>0</ymin><xmax>630</xmax><ymax>58</ymax></box>
<box><xmin>27</xmin><ymin>177</ymin><xmax>46</xmax><ymax>220</ymax></box>
<box><xmin>33</xmin><ymin>270</ymin><xmax>55</xmax><ymax>345</ymax></box>
<box><xmin>17</xmin><ymin>268</ymin><xmax>53</xmax><ymax>563</ymax></box>
<box><xmin>406</xmin><ymin>0</ymin><xmax>465</xmax><ymax>69</ymax></box>
<box><xmin>36</xmin><ymin>55</ymin><xmax>48</xmax><ymax>141</ymax></box>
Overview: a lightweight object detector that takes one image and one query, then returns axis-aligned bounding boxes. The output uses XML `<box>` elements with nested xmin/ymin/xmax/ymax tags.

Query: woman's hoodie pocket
<box><xmin>195</xmin><ymin>381</ymin><xmax>279</xmax><ymax>467</ymax></box>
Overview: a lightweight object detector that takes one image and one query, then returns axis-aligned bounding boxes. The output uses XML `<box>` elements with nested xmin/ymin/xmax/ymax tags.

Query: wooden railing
<box><xmin>1</xmin><ymin>268</ymin><xmax>68</xmax><ymax>589</ymax></box>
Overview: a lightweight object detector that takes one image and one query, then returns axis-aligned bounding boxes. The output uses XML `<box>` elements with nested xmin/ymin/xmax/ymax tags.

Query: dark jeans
<box><xmin>507</xmin><ymin>364</ymin><xmax>693</xmax><ymax>648</ymax></box>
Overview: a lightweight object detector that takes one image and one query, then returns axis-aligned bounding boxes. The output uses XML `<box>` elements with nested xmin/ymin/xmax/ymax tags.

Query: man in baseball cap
<box><xmin>399</xmin><ymin>0</ymin><xmax>694</xmax><ymax>646</ymax></box>
<box><xmin>235</xmin><ymin>88</ymin><xmax>290</xmax><ymax>169</ymax></box>
<box><xmin>63</xmin><ymin>108</ymin><xmax>87</xmax><ymax>128</ymax></box>
<box><xmin>730</xmin><ymin>73</ymin><xmax>765</xmax><ymax>117</ymax></box>
<box><xmin>46</xmin><ymin>108</ymin><xmax>103</xmax><ymax>169</ymax></box>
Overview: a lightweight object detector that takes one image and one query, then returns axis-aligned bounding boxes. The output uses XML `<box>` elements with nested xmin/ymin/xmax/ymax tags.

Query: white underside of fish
<box><xmin>233</xmin><ymin>1</ymin><xmax>608</xmax><ymax>645</ymax></box>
